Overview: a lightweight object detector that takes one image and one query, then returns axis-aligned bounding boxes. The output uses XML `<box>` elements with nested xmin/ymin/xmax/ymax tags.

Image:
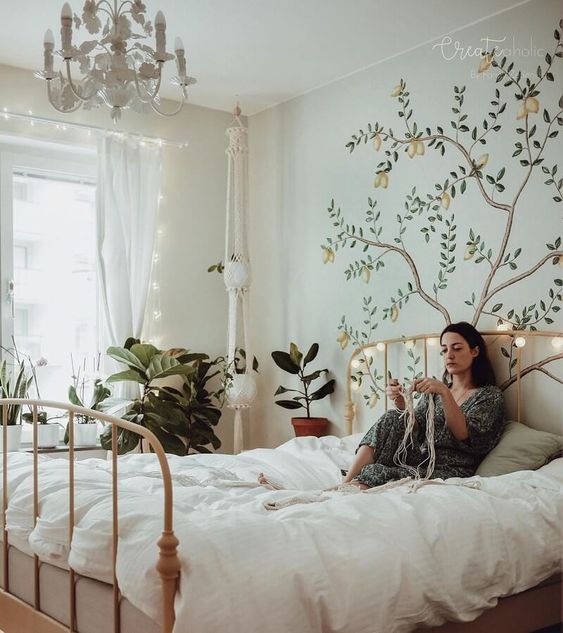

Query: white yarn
<box><xmin>393</xmin><ymin>383</ymin><xmax>437</xmax><ymax>481</ymax></box>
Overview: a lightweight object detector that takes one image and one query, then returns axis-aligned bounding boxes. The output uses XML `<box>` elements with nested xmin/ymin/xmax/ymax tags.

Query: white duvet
<box><xmin>2</xmin><ymin>435</ymin><xmax>562</xmax><ymax>633</ymax></box>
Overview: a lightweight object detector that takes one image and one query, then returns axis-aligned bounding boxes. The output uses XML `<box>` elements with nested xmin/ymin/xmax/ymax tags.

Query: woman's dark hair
<box><xmin>440</xmin><ymin>321</ymin><xmax>497</xmax><ymax>387</ymax></box>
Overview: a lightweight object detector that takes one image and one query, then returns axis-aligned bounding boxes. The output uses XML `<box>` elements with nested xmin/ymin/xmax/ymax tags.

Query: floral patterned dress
<box><xmin>356</xmin><ymin>384</ymin><xmax>505</xmax><ymax>488</ymax></box>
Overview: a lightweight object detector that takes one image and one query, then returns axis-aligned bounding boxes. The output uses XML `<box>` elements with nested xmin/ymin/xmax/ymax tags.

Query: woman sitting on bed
<box><xmin>343</xmin><ymin>321</ymin><xmax>505</xmax><ymax>489</ymax></box>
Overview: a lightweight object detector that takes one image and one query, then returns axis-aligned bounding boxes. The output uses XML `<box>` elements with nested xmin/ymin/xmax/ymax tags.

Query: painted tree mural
<box><xmin>322</xmin><ymin>22</ymin><xmax>563</xmax><ymax>405</ymax></box>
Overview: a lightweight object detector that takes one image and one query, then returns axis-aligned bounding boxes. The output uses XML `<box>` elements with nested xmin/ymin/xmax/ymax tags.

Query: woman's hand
<box><xmin>414</xmin><ymin>377</ymin><xmax>448</xmax><ymax>397</ymax></box>
<box><xmin>386</xmin><ymin>378</ymin><xmax>406</xmax><ymax>410</ymax></box>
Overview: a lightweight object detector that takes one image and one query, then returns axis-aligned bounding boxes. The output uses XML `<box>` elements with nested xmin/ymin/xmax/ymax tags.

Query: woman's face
<box><xmin>440</xmin><ymin>332</ymin><xmax>479</xmax><ymax>376</ymax></box>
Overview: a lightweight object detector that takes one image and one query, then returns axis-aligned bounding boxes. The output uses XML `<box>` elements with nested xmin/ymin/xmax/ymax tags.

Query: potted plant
<box><xmin>65</xmin><ymin>375</ymin><xmax>111</xmax><ymax>447</ymax></box>
<box><xmin>271</xmin><ymin>343</ymin><xmax>335</xmax><ymax>437</ymax></box>
<box><xmin>99</xmin><ymin>338</ymin><xmax>224</xmax><ymax>455</ymax></box>
<box><xmin>0</xmin><ymin>358</ymin><xmax>32</xmax><ymax>451</ymax></box>
<box><xmin>20</xmin><ymin>356</ymin><xmax>66</xmax><ymax>449</ymax></box>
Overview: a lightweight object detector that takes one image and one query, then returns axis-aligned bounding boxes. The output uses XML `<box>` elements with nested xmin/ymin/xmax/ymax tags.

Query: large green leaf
<box><xmin>309</xmin><ymin>379</ymin><xmax>336</xmax><ymax>401</ymax></box>
<box><xmin>275</xmin><ymin>399</ymin><xmax>304</xmax><ymax>410</ymax></box>
<box><xmin>146</xmin><ymin>355</ymin><xmax>195</xmax><ymax>382</ymax></box>
<box><xmin>303</xmin><ymin>343</ymin><xmax>319</xmax><ymax>367</ymax></box>
<box><xmin>302</xmin><ymin>369</ymin><xmax>327</xmax><ymax>384</ymax></box>
<box><xmin>106</xmin><ymin>346</ymin><xmax>147</xmax><ymax>372</ymax></box>
<box><xmin>289</xmin><ymin>343</ymin><xmax>303</xmax><ymax>367</ymax></box>
<box><xmin>100</xmin><ymin>425</ymin><xmax>140</xmax><ymax>454</ymax></box>
<box><xmin>107</xmin><ymin>370</ymin><xmax>147</xmax><ymax>384</ymax></box>
<box><xmin>173</xmin><ymin>352</ymin><xmax>209</xmax><ymax>364</ymax></box>
<box><xmin>271</xmin><ymin>351</ymin><xmax>300</xmax><ymax>374</ymax></box>
<box><xmin>68</xmin><ymin>385</ymin><xmax>84</xmax><ymax>407</ymax></box>
<box><xmin>129</xmin><ymin>343</ymin><xmax>159</xmax><ymax>368</ymax></box>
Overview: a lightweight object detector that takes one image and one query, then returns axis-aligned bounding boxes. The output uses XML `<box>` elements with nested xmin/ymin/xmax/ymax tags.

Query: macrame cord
<box><xmin>223</xmin><ymin>105</ymin><xmax>257</xmax><ymax>454</ymax></box>
<box><xmin>392</xmin><ymin>382</ymin><xmax>437</xmax><ymax>481</ymax></box>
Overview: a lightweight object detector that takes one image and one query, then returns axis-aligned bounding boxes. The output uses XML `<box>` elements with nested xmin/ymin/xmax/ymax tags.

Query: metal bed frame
<box><xmin>1</xmin><ymin>399</ymin><xmax>180</xmax><ymax>633</ymax></box>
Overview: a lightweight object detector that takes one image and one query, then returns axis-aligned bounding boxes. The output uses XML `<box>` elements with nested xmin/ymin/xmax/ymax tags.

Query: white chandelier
<box><xmin>37</xmin><ymin>1</ymin><xmax>196</xmax><ymax>121</ymax></box>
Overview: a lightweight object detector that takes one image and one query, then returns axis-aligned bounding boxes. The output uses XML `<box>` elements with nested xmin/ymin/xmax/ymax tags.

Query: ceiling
<box><xmin>0</xmin><ymin>0</ymin><xmax>527</xmax><ymax>115</ymax></box>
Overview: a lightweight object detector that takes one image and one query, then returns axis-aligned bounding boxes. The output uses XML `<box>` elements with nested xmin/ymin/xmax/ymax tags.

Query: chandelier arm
<box><xmin>65</xmin><ymin>59</ymin><xmax>100</xmax><ymax>102</ymax></box>
<box><xmin>132</xmin><ymin>63</ymin><xmax>164</xmax><ymax>103</ymax></box>
<box><xmin>47</xmin><ymin>80</ymin><xmax>83</xmax><ymax>113</ymax></box>
<box><xmin>148</xmin><ymin>87</ymin><xmax>187</xmax><ymax>117</ymax></box>
<box><xmin>96</xmin><ymin>0</ymin><xmax>116</xmax><ymax>18</ymax></box>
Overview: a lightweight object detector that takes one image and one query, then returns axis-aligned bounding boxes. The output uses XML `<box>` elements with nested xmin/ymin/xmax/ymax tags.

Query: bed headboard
<box><xmin>344</xmin><ymin>330</ymin><xmax>563</xmax><ymax>436</ymax></box>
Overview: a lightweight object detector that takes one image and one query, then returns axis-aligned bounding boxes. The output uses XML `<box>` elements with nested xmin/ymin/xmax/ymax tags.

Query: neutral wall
<box><xmin>0</xmin><ymin>63</ymin><xmax>237</xmax><ymax>452</ymax></box>
<box><xmin>248</xmin><ymin>0</ymin><xmax>563</xmax><ymax>448</ymax></box>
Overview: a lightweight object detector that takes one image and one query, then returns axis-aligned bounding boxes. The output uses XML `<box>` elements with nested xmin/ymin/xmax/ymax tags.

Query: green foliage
<box><xmin>0</xmin><ymin>358</ymin><xmax>32</xmax><ymax>425</ymax></box>
<box><xmin>272</xmin><ymin>343</ymin><xmax>335</xmax><ymax>418</ymax></box>
<box><xmin>99</xmin><ymin>340</ymin><xmax>224</xmax><ymax>455</ymax></box>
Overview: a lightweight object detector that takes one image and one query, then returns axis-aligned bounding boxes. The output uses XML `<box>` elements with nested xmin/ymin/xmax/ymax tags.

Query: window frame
<box><xmin>0</xmin><ymin>136</ymin><xmax>97</xmax><ymax>361</ymax></box>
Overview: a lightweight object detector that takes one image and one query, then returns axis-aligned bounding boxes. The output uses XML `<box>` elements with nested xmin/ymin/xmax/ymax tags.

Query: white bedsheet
<box><xmin>2</xmin><ymin>436</ymin><xmax>562</xmax><ymax>633</ymax></box>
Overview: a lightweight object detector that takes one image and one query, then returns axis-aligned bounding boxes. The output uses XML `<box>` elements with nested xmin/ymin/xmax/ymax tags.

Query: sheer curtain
<box><xmin>96</xmin><ymin>133</ymin><xmax>162</xmax><ymax>358</ymax></box>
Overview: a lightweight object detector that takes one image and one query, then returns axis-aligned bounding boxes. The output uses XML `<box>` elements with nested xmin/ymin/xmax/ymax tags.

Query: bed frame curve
<box><xmin>0</xmin><ymin>398</ymin><xmax>180</xmax><ymax>633</ymax></box>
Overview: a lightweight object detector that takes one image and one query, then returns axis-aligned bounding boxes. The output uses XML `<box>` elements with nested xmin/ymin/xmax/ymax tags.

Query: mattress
<box><xmin>0</xmin><ymin>545</ymin><xmax>158</xmax><ymax>633</ymax></box>
<box><xmin>2</xmin><ymin>437</ymin><xmax>563</xmax><ymax>633</ymax></box>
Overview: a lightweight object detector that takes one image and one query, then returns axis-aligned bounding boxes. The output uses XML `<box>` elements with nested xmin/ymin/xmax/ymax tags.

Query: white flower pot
<box><xmin>0</xmin><ymin>425</ymin><xmax>22</xmax><ymax>452</ymax></box>
<box><xmin>73</xmin><ymin>424</ymin><xmax>98</xmax><ymax>447</ymax></box>
<box><xmin>37</xmin><ymin>424</ymin><xmax>60</xmax><ymax>449</ymax></box>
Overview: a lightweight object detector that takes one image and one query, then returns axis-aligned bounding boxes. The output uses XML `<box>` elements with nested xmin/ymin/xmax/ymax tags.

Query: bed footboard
<box><xmin>1</xmin><ymin>398</ymin><xmax>180</xmax><ymax>633</ymax></box>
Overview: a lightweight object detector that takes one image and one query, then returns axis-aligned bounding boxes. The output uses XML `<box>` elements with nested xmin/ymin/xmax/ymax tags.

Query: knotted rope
<box><xmin>392</xmin><ymin>382</ymin><xmax>437</xmax><ymax>481</ymax></box>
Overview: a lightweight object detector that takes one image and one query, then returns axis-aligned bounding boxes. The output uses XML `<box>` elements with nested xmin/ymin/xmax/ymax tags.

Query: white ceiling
<box><xmin>0</xmin><ymin>0</ymin><xmax>526</xmax><ymax>115</ymax></box>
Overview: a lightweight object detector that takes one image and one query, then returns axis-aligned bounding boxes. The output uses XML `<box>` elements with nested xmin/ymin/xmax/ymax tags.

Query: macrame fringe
<box><xmin>393</xmin><ymin>382</ymin><xmax>437</xmax><ymax>481</ymax></box>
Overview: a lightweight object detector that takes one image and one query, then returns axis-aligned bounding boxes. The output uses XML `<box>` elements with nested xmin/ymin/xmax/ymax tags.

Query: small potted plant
<box><xmin>272</xmin><ymin>343</ymin><xmax>335</xmax><ymax>437</ymax></box>
<box><xmin>65</xmin><ymin>354</ymin><xmax>110</xmax><ymax>447</ymax></box>
<box><xmin>0</xmin><ymin>357</ymin><xmax>31</xmax><ymax>451</ymax></box>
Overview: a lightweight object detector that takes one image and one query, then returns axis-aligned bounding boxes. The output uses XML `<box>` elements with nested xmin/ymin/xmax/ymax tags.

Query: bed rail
<box><xmin>0</xmin><ymin>398</ymin><xmax>180</xmax><ymax>633</ymax></box>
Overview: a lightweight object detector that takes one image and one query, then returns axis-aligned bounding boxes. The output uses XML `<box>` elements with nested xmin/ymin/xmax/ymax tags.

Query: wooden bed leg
<box><xmin>157</xmin><ymin>530</ymin><xmax>181</xmax><ymax>633</ymax></box>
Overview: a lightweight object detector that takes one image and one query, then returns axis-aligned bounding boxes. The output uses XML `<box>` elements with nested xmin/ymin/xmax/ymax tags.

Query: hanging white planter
<box><xmin>0</xmin><ymin>425</ymin><xmax>23</xmax><ymax>452</ymax></box>
<box><xmin>224</xmin><ymin>259</ymin><xmax>251</xmax><ymax>289</ymax></box>
<box><xmin>227</xmin><ymin>373</ymin><xmax>257</xmax><ymax>408</ymax></box>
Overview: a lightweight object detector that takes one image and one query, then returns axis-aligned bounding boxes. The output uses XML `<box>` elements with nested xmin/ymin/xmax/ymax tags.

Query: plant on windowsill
<box><xmin>0</xmin><ymin>355</ymin><xmax>32</xmax><ymax>451</ymax></box>
<box><xmin>272</xmin><ymin>343</ymin><xmax>335</xmax><ymax>437</ymax></box>
<box><xmin>99</xmin><ymin>337</ymin><xmax>224</xmax><ymax>455</ymax></box>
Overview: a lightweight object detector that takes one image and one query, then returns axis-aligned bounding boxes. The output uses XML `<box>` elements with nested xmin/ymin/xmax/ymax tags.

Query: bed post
<box><xmin>344</xmin><ymin>401</ymin><xmax>355</xmax><ymax>435</ymax></box>
<box><xmin>157</xmin><ymin>531</ymin><xmax>181</xmax><ymax>633</ymax></box>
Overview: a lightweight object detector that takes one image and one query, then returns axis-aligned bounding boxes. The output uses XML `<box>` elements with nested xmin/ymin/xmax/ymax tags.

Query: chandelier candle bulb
<box><xmin>376</xmin><ymin>342</ymin><xmax>386</xmax><ymax>352</ymax></box>
<box><xmin>60</xmin><ymin>3</ymin><xmax>73</xmax><ymax>57</ymax></box>
<box><xmin>43</xmin><ymin>30</ymin><xmax>55</xmax><ymax>75</ymax></box>
<box><xmin>514</xmin><ymin>337</ymin><xmax>526</xmax><ymax>348</ymax></box>
<box><xmin>175</xmin><ymin>37</ymin><xmax>186</xmax><ymax>78</ymax></box>
<box><xmin>551</xmin><ymin>337</ymin><xmax>563</xmax><ymax>349</ymax></box>
<box><xmin>155</xmin><ymin>10</ymin><xmax>166</xmax><ymax>61</ymax></box>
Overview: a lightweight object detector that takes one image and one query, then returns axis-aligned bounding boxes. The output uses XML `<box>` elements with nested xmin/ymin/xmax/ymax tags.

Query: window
<box><xmin>1</xmin><ymin>143</ymin><xmax>98</xmax><ymax>403</ymax></box>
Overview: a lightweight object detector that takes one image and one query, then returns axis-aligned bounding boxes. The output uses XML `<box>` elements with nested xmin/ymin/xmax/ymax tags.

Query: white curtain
<box><xmin>96</xmin><ymin>134</ymin><xmax>162</xmax><ymax>353</ymax></box>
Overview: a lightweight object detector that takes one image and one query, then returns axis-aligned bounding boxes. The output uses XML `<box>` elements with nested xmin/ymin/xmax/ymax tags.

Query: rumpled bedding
<box><xmin>2</xmin><ymin>434</ymin><xmax>562</xmax><ymax>633</ymax></box>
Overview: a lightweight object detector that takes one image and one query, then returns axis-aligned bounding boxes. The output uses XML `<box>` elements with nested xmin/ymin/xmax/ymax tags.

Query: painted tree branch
<box><xmin>478</xmin><ymin>251</ymin><xmax>563</xmax><ymax>310</ymax></box>
<box><xmin>500</xmin><ymin>353</ymin><xmax>563</xmax><ymax>390</ymax></box>
<box><xmin>340</xmin><ymin>229</ymin><xmax>452</xmax><ymax>323</ymax></box>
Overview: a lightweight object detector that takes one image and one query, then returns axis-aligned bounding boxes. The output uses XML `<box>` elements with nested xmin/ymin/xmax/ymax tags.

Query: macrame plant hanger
<box><xmin>223</xmin><ymin>104</ymin><xmax>257</xmax><ymax>454</ymax></box>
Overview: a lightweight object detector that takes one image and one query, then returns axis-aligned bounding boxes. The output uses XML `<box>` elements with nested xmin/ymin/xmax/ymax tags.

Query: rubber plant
<box><xmin>272</xmin><ymin>343</ymin><xmax>335</xmax><ymax>437</ymax></box>
<box><xmin>100</xmin><ymin>338</ymin><xmax>223</xmax><ymax>455</ymax></box>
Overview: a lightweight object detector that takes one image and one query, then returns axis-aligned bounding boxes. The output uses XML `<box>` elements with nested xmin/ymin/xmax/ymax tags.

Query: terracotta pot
<box><xmin>291</xmin><ymin>417</ymin><xmax>329</xmax><ymax>438</ymax></box>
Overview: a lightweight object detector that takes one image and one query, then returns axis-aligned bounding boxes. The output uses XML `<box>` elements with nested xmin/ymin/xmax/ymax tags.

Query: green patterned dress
<box><xmin>356</xmin><ymin>385</ymin><xmax>505</xmax><ymax>488</ymax></box>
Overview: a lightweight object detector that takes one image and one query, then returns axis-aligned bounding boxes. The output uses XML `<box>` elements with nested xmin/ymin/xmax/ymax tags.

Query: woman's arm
<box><xmin>439</xmin><ymin>389</ymin><xmax>469</xmax><ymax>441</ymax></box>
<box><xmin>414</xmin><ymin>378</ymin><xmax>468</xmax><ymax>441</ymax></box>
